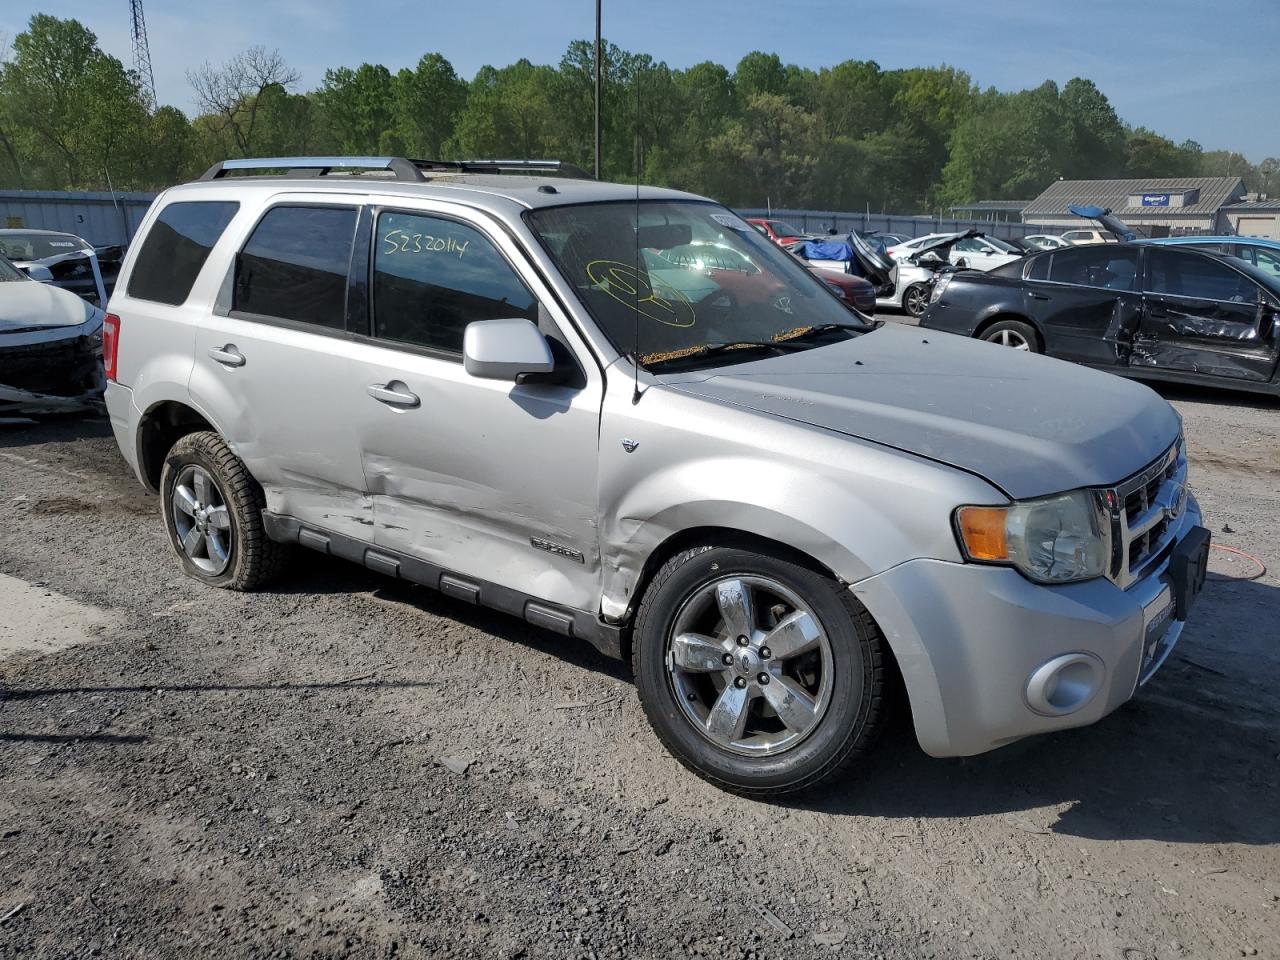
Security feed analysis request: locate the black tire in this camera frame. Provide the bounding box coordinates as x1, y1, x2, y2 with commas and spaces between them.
902, 283, 929, 317
979, 318, 1041, 352
159, 430, 287, 590
632, 541, 888, 797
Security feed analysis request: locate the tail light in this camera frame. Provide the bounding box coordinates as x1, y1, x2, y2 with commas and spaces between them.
102, 313, 121, 382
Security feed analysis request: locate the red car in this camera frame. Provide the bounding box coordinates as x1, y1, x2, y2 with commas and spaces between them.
747, 217, 811, 249
812, 269, 876, 315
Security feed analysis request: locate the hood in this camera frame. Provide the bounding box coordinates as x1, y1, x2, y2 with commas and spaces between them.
661, 324, 1180, 499
907, 229, 981, 263
0, 279, 102, 336
1068, 204, 1138, 242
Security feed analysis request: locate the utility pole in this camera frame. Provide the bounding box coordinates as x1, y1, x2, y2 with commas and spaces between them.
594, 0, 602, 180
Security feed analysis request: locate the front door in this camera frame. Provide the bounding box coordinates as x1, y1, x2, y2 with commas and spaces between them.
346, 203, 604, 612
189, 199, 375, 542
1137, 247, 1280, 383
1024, 245, 1142, 367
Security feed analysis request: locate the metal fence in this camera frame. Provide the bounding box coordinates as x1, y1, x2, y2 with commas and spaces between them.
736, 208, 1045, 241
0, 190, 157, 247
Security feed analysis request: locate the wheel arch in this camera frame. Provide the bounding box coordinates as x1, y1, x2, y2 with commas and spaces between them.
136, 399, 217, 493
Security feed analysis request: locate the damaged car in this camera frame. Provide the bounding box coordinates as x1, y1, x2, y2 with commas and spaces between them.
920, 235, 1280, 395
0, 252, 106, 417
0, 229, 112, 308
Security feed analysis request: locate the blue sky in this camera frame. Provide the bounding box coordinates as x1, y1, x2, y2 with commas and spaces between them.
10, 0, 1278, 161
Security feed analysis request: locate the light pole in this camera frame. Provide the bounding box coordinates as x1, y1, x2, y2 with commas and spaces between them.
594, 0, 602, 180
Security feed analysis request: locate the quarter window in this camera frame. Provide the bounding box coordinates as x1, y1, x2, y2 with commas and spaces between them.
127, 201, 239, 305
372, 211, 537, 353
233, 205, 357, 329
1145, 249, 1258, 303
1048, 246, 1138, 291
1250, 247, 1280, 282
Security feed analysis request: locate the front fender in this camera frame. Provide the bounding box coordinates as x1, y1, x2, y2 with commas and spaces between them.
597, 380, 1004, 621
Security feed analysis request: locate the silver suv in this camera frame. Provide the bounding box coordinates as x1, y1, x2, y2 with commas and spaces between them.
103, 157, 1210, 796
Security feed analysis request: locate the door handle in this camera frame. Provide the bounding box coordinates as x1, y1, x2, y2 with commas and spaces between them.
1028, 292, 1051, 301
208, 344, 245, 367
367, 382, 420, 408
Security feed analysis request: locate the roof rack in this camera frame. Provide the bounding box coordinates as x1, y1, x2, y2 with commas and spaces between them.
198, 156, 594, 183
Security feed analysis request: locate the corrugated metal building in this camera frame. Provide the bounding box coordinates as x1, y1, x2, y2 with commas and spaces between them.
1221, 198, 1280, 239
1021, 177, 1246, 235
0, 190, 157, 247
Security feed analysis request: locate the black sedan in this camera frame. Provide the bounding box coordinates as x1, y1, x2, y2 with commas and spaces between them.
920, 242, 1280, 395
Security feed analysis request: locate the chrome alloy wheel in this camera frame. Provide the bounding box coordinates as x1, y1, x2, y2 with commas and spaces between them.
904, 285, 928, 316
986, 328, 1031, 350
666, 576, 834, 757
170, 465, 232, 576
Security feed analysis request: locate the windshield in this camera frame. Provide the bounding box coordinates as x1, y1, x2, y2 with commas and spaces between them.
0, 255, 24, 282
0, 232, 90, 261
985, 236, 1020, 254
527, 201, 872, 368
766, 219, 803, 237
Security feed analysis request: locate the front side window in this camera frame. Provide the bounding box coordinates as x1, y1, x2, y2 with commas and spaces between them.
372, 211, 537, 353
233, 205, 356, 329
527, 201, 872, 368
1146, 249, 1259, 303
1049, 246, 1138, 291
127, 201, 240, 305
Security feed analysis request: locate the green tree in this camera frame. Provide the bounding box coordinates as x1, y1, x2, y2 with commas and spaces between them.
316, 63, 397, 154
393, 54, 467, 158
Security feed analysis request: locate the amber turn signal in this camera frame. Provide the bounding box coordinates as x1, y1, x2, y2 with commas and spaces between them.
955, 505, 1009, 561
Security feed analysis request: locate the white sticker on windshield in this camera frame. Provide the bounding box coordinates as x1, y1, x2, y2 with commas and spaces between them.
710, 213, 750, 231
47, 241, 76, 247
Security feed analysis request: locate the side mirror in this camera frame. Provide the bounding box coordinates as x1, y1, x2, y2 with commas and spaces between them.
463, 318, 556, 383
22, 264, 54, 282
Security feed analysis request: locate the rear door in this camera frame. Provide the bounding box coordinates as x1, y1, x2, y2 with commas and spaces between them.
1136, 247, 1280, 383
188, 197, 373, 541
345, 201, 604, 612
1023, 245, 1142, 367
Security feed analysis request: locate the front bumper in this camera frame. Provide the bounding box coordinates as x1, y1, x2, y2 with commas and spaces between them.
853, 496, 1201, 757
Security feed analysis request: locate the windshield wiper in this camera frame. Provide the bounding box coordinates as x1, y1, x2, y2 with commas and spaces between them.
778, 321, 870, 342
643, 339, 808, 369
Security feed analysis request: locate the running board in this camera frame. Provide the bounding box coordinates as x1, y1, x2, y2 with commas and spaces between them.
262, 512, 622, 660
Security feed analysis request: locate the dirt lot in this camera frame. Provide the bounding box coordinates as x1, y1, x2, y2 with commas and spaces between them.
1, 380, 1278, 959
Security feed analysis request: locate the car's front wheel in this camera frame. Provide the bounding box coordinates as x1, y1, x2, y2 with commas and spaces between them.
632, 541, 887, 797
902, 283, 929, 317
160, 430, 287, 590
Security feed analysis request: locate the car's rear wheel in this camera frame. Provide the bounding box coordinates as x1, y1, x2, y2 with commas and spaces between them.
160, 431, 287, 590
980, 318, 1040, 352
632, 541, 887, 797
902, 283, 930, 317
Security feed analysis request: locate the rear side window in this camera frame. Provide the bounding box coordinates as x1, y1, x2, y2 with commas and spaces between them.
127, 201, 239, 305
371, 211, 537, 353
1025, 254, 1051, 281
1049, 246, 1138, 291
233, 205, 357, 329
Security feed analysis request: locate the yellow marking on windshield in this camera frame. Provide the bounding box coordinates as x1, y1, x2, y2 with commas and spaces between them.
585, 259, 696, 328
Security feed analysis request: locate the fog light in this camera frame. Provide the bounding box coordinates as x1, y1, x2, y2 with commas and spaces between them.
1025, 653, 1103, 717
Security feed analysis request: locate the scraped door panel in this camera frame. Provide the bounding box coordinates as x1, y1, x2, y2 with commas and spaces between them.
349, 204, 603, 611
1138, 248, 1280, 382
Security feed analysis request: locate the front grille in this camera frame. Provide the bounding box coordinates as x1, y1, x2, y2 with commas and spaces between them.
1104, 440, 1187, 589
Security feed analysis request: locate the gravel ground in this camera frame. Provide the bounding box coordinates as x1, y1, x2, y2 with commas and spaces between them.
0, 372, 1277, 959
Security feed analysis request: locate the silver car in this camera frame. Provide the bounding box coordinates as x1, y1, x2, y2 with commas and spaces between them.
102, 157, 1210, 796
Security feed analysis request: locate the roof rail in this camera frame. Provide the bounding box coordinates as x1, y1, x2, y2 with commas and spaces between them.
412, 158, 595, 180
200, 156, 427, 182
199, 156, 594, 183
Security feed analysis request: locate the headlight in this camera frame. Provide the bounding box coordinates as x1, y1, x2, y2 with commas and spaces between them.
955, 489, 1110, 584
930, 273, 951, 303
